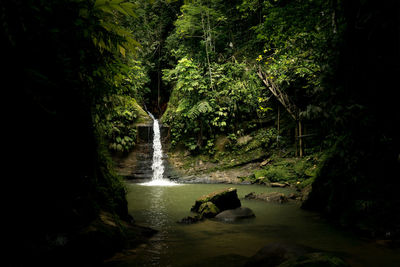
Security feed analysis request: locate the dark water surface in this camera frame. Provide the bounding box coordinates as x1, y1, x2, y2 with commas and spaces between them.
112, 182, 400, 266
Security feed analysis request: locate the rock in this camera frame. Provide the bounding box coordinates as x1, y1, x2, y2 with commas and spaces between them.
237, 135, 252, 145
260, 159, 271, 167
199, 202, 220, 218
245, 242, 316, 267
270, 182, 289, 188
254, 177, 268, 185
244, 192, 257, 199
287, 193, 300, 200
245, 242, 348, 267
215, 135, 230, 152
278, 252, 349, 267
70, 211, 156, 265
189, 254, 249, 267
215, 207, 255, 222
191, 188, 241, 214
177, 215, 203, 224
245, 192, 288, 203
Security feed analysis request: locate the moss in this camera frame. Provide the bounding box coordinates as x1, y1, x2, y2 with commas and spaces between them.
264, 166, 294, 182
297, 177, 315, 190
254, 169, 268, 179
199, 202, 220, 218
191, 188, 241, 213
250, 152, 328, 185
132, 99, 151, 124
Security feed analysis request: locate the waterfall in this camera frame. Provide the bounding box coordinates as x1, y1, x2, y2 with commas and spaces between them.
142, 113, 177, 186
149, 113, 164, 181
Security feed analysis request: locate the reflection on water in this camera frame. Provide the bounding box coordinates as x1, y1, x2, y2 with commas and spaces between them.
147, 186, 167, 229
140, 186, 170, 266
122, 183, 400, 267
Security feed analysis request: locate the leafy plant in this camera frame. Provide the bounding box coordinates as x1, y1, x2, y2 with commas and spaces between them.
95, 95, 139, 153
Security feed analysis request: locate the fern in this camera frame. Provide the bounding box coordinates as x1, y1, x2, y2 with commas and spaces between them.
88, 0, 139, 56
176, 99, 190, 113
187, 100, 212, 119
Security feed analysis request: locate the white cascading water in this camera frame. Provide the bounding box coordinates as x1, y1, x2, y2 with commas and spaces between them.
141, 113, 177, 186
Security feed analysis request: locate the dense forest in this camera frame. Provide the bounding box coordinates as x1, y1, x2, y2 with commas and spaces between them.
2, 0, 399, 266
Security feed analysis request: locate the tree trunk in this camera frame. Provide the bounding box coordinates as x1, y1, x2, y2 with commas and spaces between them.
201, 11, 213, 89
295, 126, 298, 157
277, 105, 280, 156
298, 120, 303, 158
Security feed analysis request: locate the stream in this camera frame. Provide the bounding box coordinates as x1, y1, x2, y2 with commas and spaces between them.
108, 114, 400, 266
105, 182, 400, 267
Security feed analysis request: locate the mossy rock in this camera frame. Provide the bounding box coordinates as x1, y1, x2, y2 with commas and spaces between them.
191, 188, 241, 213
132, 100, 151, 124
199, 201, 220, 218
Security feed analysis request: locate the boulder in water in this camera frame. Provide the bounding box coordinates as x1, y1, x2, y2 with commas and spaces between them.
215, 207, 255, 222
177, 215, 203, 224
245, 242, 316, 266
245, 242, 348, 267
278, 252, 349, 267
199, 201, 220, 218
191, 187, 241, 214
245, 192, 288, 203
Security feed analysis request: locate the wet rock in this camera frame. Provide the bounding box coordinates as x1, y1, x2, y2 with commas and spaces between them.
245, 192, 288, 203
245, 242, 348, 267
215, 207, 255, 222
177, 215, 203, 224
279, 252, 349, 267
191, 188, 241, 214
287, 193, 300, 200
245, 242, 316, 267
253, 177, 269, 185
189, 254, 249, 267
199, 202, 220, 218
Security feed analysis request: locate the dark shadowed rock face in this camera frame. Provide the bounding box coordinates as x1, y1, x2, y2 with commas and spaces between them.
191, 188, 241, 213
215, 207, 255, 222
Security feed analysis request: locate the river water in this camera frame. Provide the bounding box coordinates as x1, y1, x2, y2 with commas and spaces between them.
110, 113, 400, 266
109, 182, 400, 267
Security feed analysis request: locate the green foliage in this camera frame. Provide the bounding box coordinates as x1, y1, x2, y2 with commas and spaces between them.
245, 128, 277, 151
250, 0, 343, 122
263, 166, 294, 182
162, 57, 266, 153
95, 95, 139, 153
85, 0, 140, 56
